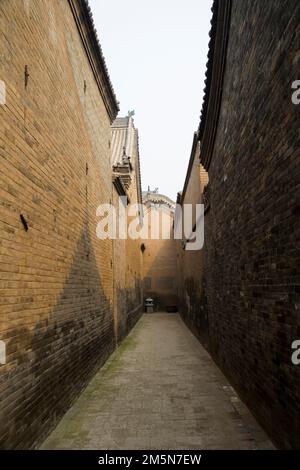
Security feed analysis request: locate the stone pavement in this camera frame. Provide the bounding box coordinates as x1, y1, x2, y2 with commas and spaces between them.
41, 313, 274, 450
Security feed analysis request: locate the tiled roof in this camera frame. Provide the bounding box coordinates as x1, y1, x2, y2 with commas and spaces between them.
198, 0, 219, 140
111, 117, 136, 166
69, 0, 119, 120
197, 0, 232, 170
112, 117, 130, 128
82, 0, 119, 110
142, 192, 176, 210
111, 116, 143, 205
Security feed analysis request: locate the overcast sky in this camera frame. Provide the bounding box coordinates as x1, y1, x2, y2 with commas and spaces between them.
89, 0, 213, 201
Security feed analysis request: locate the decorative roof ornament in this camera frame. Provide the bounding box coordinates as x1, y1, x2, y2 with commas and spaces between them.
146, 186, 159, 194
122, 146, 131, 165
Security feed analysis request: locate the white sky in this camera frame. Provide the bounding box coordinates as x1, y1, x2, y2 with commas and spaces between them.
89, 0, 213, 201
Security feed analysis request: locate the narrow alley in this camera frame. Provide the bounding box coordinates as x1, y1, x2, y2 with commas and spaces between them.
0, 0, 299, 457
42, 314, 273, 450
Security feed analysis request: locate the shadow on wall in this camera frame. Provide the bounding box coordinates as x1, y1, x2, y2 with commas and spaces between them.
0, 217, 116, 449
115, 278, 143, 343
180, 276, 209, 350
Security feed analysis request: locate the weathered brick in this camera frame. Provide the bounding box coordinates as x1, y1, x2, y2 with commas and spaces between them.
179, 0, 300, 449
0, 0, 142, 449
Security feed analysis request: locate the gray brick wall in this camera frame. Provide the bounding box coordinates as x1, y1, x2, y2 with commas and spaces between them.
204, 0, 300, 449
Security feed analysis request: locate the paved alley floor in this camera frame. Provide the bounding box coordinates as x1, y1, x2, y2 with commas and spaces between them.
41, 313, 274, 450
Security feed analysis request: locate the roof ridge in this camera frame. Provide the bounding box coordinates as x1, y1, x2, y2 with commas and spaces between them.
198, 0, 232, 170
198, 0, 219, 139
80, 0, 119, 114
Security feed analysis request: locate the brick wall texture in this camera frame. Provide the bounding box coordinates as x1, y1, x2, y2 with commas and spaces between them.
178, 156, 209, 347
124, 131, 143, 327
0, 0, 142, 449
142, 205, 178, 310
180, 0, 300, 449
113, 178, 143, 342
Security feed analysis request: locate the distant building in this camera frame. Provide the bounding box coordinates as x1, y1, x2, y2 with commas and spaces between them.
111, 115, 143, 339
142, 190, 178, 311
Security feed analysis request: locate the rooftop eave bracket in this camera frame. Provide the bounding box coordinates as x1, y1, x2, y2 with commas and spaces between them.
112, 175, 130, 203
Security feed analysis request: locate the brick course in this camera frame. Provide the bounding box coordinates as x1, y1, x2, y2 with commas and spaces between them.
180, 0, 300, 449
178, 140, 209, 346
0, 0, 141, 449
